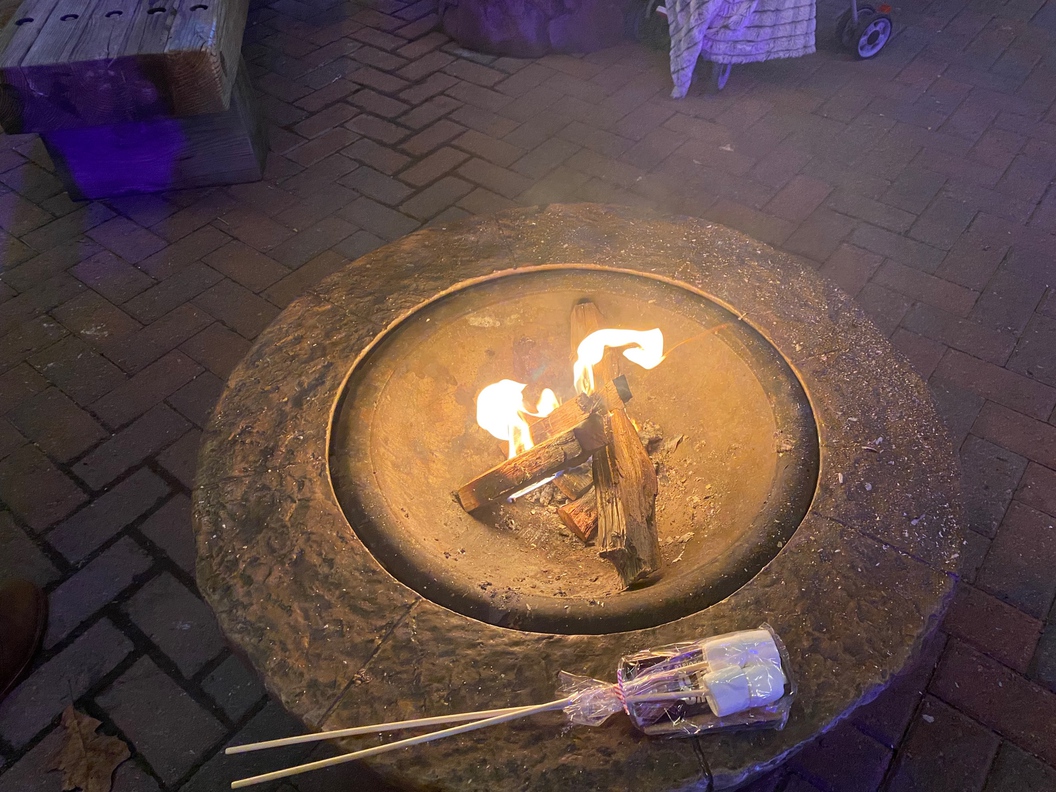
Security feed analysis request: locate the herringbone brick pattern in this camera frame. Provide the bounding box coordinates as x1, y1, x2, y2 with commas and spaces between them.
2, 0, 1056, 788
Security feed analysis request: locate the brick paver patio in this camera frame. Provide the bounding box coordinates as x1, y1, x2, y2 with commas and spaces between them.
2, 0, 1056, 788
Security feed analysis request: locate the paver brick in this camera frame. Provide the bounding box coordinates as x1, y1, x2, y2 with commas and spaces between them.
44, 535, 153, 648
125, 572, 224, 677
203, 241, 291, 294
891, 328, 948, 379
264, 250, 350, 308
27, 335, 128, 408
70, 250, 154, 305
978, 500, 1056, 620
784, 207, 858, 263
901, 304, 1017, 365
267, 216, 357, 269
46, 466, 168, 562
0, 510, 59, 587
1007, 313, 1056, 388
875, 260, 980, 317
122, 262, 224, 325
98, 657, 226, 785
156, 428, 200, 489
0, 725, 65, 792
855, 282, 914, 337
789, 720, 892, 792
102, 304, 214, 374
937, 348, 1056, 421
136, 226, 230, 281
1015, 462, 1056, 518
400, 176, 474, 220
401, 118, 465, 157
945, 583, 1043, 673
0, 445, 86, 532
972, 401, 1056, 471
92, 351, 202, 429
342, 137, 412, 174
340, 165, 414, 206
400, 146, 470, 187
0, 618, 133, 748
180, 323, 250, 379
0, 362, 49, 414
138, 493, 195, 572
332, 228, 385, 262
959, 433, 1028, 538
457, 157, 532, 199
72, 403, 189, 491
202, 654, 266, 721
336, 196, 418, 240
982, 741, 1056, 791
9, 386, 107, 461
214, 206, 295, 252
180, 702, 308, 792
886, 695, 999, 792
931, 639, 1056, 768
84, 216, 167, 264
345, 112, 409, 145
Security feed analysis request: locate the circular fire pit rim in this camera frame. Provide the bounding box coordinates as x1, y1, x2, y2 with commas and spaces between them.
195, 204, 961, 792
328, 262, 822, 635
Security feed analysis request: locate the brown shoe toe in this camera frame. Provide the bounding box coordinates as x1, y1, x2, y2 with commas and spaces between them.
0, 579, 48, 702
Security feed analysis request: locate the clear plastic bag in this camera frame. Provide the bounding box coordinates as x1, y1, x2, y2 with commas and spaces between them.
558, 624, 795, 736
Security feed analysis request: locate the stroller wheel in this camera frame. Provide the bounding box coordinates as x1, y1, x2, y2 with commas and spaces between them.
835, 4, 874, 48
853, 12, 892, 58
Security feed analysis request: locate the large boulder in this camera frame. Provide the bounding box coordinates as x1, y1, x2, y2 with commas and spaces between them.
439, 0, 632, 57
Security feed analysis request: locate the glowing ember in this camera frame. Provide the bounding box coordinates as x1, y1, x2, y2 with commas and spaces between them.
476, 379, 559, 458
573, 328, 665, 395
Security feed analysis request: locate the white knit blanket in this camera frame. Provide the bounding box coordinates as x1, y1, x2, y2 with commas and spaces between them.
667, 0, 816, 97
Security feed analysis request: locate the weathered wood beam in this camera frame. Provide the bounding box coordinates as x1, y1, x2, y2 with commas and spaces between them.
570, 299, 621, 390
456, 413, 609, 513
558, 486, 598, 543
527, 375, 630, 443
594, 408, 660, 587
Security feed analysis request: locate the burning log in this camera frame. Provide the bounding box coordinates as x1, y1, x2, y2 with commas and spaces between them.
593, 408, 660, 586
456, 413, 610, 513
558, 487, 598, 543
571, 299, 622, 386
528, 376, 631, 443
554, 468, 593, 500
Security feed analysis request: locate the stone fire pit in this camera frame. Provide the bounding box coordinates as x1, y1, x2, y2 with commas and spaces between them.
195, 204, 962, 790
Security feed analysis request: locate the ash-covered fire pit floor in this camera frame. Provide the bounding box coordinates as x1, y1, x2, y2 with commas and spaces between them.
195, 204, 962, 790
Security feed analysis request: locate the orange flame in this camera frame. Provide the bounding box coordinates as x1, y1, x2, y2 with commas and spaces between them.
475, 379, 558, 458
573, 328, 665, 394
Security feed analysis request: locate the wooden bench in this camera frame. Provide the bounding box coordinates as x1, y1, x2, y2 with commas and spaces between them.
0, 0, 265, 199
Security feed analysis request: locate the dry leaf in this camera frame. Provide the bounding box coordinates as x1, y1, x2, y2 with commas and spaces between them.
52, 705, 130, 792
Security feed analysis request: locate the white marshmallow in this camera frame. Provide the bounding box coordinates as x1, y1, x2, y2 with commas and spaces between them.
702, 665, 752, 717
744, 660, 787, 707
701, 629, 782, 671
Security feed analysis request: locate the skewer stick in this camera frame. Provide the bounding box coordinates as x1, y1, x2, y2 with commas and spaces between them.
230, 697, 573, 789
225, 702, 549, 755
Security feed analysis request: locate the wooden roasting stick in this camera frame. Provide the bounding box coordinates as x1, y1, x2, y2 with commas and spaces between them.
455, 413, 610, 513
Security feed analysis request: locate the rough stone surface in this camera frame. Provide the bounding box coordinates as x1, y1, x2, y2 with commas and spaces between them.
195, 206, 961, 791
439, 0, 632, 58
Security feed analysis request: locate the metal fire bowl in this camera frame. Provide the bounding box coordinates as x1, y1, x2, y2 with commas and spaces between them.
195, 205, 962, 791
329, 267, 819, 634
